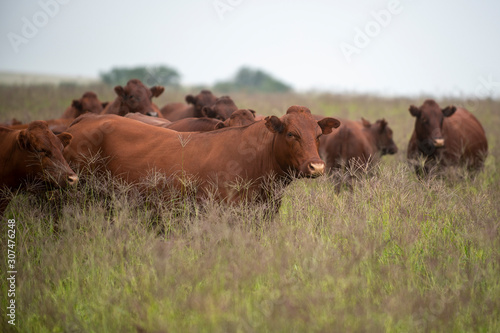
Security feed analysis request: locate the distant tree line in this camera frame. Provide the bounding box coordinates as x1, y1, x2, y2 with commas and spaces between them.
100, 65, 292, 93
100, 65, 180, 87
214, 67, 292, 93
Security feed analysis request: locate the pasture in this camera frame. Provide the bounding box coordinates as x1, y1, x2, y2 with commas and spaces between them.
1, 84, 499, 332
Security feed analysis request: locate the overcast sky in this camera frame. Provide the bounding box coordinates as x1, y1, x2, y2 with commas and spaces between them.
1, 0, 499, 97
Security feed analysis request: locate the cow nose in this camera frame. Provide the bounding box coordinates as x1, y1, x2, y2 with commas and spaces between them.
308, 162, 325, 175
67, 174, 79, 185
433, 138, 445, 147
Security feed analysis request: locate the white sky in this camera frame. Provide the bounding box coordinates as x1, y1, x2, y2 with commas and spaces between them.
1, 0, 499, 97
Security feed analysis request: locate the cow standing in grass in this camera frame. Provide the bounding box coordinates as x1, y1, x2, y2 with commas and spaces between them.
61, 91, 108, 119
407, 99, 488, 173
102, 79, 165, 117
63, 106, 339, 214
317, 117, 398, 171
161, 90, 218, 121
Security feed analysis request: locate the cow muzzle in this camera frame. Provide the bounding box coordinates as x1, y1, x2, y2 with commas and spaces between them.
67, 174, 79, 186
305, 162, 325, 177
433, 138, 445, 147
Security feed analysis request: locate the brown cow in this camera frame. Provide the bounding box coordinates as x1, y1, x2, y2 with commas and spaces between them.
61, 91, 108, 119
216, 109, 257, 128
63, 107, 339, 212
161, 90, 217, 121
125, 108, 256, 132
102, 79, 165, 117
318, 117, 398, 171
0, 121, 78, 215
200, 96, 238, 121
407, 100, 488, 172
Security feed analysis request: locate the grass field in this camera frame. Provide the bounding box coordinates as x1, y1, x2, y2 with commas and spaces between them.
1, 84, 499, 332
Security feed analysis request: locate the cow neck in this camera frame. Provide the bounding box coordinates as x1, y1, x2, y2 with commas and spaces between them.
362, 126, 378, 152
238, 121, 287, 177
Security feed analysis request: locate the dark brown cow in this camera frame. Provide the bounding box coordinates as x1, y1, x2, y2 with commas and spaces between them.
318, 117, 398, 170
407, 100, 488, 172
61, 91, 108, 119
0, 121, 78, 215
102, 79, 165, 117
201, 96, 238, 121
216, 109, 257, 128
161, 90, 217, 121
125, 108, 256, 132
63, 106, 339, 211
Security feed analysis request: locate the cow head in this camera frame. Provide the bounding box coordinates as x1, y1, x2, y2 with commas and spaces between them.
215, 109, 256, 129
16, 121, 78, 188
71, 92, 107, 118
409, 99, 456, 155
265, 106, 340, 178
361, 117, 398, 155
114, 79, 164, 116
185, 90, 217, 117
201, 96, 237, 121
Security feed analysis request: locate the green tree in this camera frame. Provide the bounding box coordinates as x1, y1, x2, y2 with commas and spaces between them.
214, 67, 292, 93
100, 65, 180, 87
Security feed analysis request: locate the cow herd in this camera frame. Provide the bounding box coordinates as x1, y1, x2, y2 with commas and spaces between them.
0, 79, 489, 216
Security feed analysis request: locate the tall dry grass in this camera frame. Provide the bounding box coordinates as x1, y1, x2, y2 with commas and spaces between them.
0, 85, 499, 332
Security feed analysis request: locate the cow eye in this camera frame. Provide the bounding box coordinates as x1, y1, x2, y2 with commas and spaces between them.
287, 132, 294, 138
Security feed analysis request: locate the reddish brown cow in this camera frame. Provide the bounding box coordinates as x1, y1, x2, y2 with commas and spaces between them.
0, 121, 78, 215
102, 79, 165, 117
407, 99, 488, 172
201, 96, 238, 121
63, 107, 339, 211
125, 108, 256, 132
318, 117, 398, 170
161, 90, 217, 121
216, 109, 256, 128
61, 91, 108, 119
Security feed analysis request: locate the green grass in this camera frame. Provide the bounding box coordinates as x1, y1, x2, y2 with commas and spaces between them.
0, 85, 499, 332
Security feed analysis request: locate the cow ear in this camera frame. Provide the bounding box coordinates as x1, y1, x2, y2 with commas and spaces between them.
150, 86, 164, 98
71, 99, 83, 111
409, 105, 420, 117
17, 130, 30, 150
101, 102, 109, 109
265, 116, 285, 134
318, 117, 341, 135
57, 132, 73, 147
185, 95, 196, 105
442, 106, 456, 117
215, 122, 226, 130
114, 86, 126, 98
378, 119, 388, 132
202, 106, 217, 118
248, 109, 257, 117
361, 117, 371, 128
